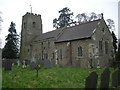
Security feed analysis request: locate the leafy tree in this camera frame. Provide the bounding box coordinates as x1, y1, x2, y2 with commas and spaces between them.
53, 7, 76, 29
111, 31, 117, 53
2, 22, 19, 59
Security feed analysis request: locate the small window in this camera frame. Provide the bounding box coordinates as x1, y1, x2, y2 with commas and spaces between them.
23, 22, 26, 29
102, 28, 105, 34
33, 22, 36, 28
78, 46, 82, 56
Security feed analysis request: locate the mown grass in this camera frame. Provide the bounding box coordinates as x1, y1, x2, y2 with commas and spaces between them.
2, 65, 115, 88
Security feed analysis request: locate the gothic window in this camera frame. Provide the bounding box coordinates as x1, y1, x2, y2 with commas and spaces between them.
44, 53, 48, 60
57, 49, 62, 60
105, 41, 108, 54
99, 40, 103, 53
33, 22, 36, 28
78, 46, 82, 56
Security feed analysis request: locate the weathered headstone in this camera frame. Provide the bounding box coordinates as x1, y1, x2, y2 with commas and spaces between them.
22, 60, 26, 68
43, 60, 52, 68
112, 69, 120, 87
17, 60, 20, 66
100, 68, 110, 88
4, 60, 12, 71
85, 71, 98, 88
30, 62, 36, 70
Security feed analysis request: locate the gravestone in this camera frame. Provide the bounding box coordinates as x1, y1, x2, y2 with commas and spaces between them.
85, 71, 98, 88
100, 68, 110, 88
22, 60, 26, 68
4, 60, 12, 71
25, 60, 30, 65
112, 69, 120, 87
43, 60, 52, 68
30, 62, 36, 70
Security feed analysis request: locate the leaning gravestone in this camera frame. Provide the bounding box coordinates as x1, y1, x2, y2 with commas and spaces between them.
43, 60, 52, 68
85, 71, 98, 88
100, 68, 110, 88
4, 60, 12, 71
112, 69, 120, 87
30, 62, 36, 70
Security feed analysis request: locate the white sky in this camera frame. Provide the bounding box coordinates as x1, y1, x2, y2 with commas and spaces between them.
0, 0, 119, 48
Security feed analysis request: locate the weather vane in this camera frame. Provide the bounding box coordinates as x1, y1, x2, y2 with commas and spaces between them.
30, 5, 32, 13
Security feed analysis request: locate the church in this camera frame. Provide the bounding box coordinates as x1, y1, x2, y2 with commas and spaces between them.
20, 12, 115, 68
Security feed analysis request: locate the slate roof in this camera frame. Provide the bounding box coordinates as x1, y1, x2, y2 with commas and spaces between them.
34, 28, 63, 42
33, 19, 101, 43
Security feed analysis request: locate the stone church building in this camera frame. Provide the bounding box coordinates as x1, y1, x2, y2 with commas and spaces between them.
20, 12, 115, 68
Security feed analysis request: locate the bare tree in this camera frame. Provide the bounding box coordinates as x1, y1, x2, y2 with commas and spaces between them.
106, 19, 115, 30
89, 12, 98, 21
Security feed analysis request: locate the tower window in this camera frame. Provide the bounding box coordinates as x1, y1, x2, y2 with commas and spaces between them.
33, 22, 36, 28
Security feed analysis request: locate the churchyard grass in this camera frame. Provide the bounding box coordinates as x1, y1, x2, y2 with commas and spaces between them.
2, 65, 115, 88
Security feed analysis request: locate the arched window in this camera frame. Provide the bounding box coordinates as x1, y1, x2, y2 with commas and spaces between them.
78, 46, 82, 56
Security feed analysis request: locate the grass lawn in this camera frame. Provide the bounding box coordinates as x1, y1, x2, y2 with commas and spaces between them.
2, 65, 115, 88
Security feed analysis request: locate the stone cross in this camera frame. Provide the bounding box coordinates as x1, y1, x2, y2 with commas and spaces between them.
35, 64, 40, 77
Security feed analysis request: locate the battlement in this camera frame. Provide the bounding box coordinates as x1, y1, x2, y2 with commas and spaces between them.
23, 12, 41, 18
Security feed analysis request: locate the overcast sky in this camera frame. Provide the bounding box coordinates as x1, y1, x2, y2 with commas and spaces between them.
0, 0, 119, 48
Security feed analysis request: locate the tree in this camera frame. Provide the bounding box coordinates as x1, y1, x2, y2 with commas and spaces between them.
53, 7, 76, 29
111, 31, 117, 53
2, 22, 19, 59
106, 19, 115, 30
117, 42, 120, 60
76, 12, 102, 24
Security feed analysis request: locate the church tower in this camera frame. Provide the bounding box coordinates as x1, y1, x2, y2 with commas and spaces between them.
20, 12, 42, 61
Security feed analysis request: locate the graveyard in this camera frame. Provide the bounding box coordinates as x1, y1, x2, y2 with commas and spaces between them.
2, 64, 119, 88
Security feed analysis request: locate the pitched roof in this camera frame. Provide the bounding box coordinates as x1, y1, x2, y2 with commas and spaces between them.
56, 19, 101, 43
33, 27, 64, 42
33, 19, 101, 43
